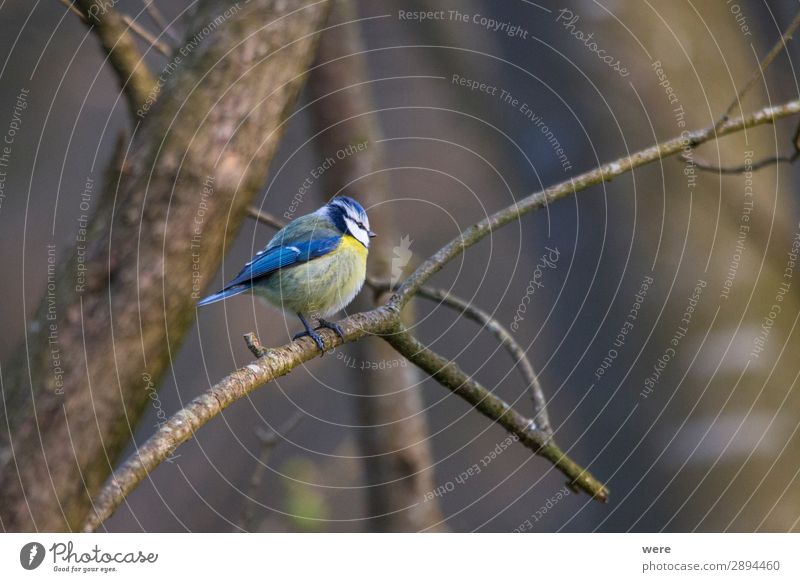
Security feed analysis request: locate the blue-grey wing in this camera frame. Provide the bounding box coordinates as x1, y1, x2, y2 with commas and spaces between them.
265, 213, 340, 250
224, 236, 341, 288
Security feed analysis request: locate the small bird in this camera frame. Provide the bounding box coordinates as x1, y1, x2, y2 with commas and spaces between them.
197, 196, 375, 351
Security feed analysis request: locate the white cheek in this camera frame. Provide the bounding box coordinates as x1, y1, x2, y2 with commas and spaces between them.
345, 217, 370, 247
354, 229, 370, 247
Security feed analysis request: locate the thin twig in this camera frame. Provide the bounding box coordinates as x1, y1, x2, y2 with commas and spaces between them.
247, 206, 286, 231
244, 332, 267, 358
141, 0, 181, 43
415, 286, 551, 434
70, 0, 158, 116
59, 0, 171, 57
57, 0, 84, 20
82, 96, 800, 531
694, 152, 799, 174
692, 9, 800, 173
714, 10, 800, 132
694, 119, 800, 174
121, 14, 172, 56
371, 278, 552, 432
240, 411, 305, 531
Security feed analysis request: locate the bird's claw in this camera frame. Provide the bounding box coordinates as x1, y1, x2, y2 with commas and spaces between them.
293, 329, 326, 352
316, 318, 345, 340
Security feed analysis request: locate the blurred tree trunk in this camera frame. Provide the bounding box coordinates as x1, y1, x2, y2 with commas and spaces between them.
308, 0, 445, 531
0, 0, 329, 532
592, 4, 800, 531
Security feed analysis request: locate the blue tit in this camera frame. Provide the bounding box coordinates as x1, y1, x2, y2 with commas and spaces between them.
197, 196, 376, 351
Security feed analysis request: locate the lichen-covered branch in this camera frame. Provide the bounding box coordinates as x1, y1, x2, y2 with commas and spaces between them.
383, 328, 607, 501
82, 308, 398, 532
83, 302, 605, 531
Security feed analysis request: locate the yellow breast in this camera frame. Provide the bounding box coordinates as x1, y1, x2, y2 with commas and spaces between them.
326, 234, 368, 315
339, 233, 369, 261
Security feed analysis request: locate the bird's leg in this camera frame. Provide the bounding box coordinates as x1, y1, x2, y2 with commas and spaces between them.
315, 318, 345, 340
293, 313, 325, 352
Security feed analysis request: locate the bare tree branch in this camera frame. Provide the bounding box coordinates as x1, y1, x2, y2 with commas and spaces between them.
383, 327, 607, 500
370, 277, 551, 432
714, 10, 800, 132
388, 98, 800, 309
82, 95, 800, 531
688, 9, 800, 173
414, 286, 551, 434
82, 308, 398, 532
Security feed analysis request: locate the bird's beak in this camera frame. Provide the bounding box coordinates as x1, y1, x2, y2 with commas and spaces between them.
368, 230, 377, 238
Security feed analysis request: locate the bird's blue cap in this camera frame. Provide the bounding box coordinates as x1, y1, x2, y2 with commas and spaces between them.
327, 196, 376, 238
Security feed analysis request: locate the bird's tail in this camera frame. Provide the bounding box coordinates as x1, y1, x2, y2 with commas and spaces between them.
196, 285, 248, 307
